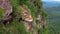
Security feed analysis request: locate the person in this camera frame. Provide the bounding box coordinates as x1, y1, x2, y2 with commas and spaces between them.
36, 15, 41, 24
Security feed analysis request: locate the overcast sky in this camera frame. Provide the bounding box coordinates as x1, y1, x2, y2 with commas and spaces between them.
42, 0, 60, 1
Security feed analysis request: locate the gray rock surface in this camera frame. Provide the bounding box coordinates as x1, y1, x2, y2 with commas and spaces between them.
0, 0, 12, 17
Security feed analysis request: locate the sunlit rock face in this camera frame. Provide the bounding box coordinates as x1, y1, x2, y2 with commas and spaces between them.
18, 6, 33, 22
0, 0, 12, 17
23, 15, 33, 22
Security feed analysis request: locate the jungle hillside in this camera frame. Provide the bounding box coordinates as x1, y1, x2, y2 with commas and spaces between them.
0, 0, 48, 34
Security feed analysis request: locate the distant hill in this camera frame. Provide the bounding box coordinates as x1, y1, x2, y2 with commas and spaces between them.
43, 1, 60, 19
43, 1, 60, 34
43, 1, 60, 8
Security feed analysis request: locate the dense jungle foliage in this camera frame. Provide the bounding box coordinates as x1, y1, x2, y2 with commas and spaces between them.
0, 0, 48, 34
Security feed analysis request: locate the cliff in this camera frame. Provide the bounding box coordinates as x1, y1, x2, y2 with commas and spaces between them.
0, 0, 48, 34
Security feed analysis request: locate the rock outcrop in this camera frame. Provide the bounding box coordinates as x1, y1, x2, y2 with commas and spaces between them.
0, 0, 13, 24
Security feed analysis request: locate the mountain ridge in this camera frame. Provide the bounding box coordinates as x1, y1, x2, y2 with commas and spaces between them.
43, 1, 60, 8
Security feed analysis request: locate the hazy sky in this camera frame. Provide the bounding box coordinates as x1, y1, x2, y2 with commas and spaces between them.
42, 0, 60, 1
